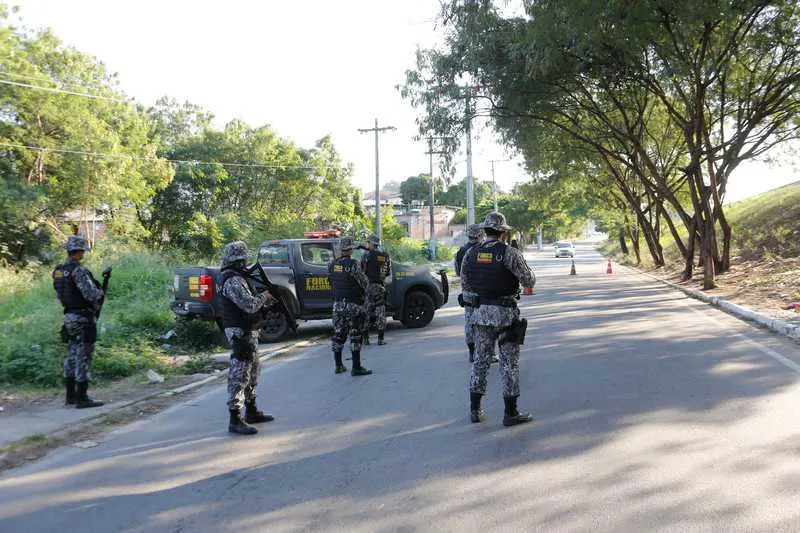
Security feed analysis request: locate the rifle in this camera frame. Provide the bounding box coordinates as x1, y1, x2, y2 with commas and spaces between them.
95, 267, 112, 319
244, 262, 298, 332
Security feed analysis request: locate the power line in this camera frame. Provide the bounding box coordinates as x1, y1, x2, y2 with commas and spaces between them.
0, 78, 127, 102
0, 70, 113, 92
0, 142, 347, 171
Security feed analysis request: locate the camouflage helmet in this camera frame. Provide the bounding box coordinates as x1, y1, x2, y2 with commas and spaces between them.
64, 235, 89, 252
466, 224, 483, 240
366, 234, 381, 245
221, 240, 250, 266
479, 211, 511, 231
340, 236, 355, 251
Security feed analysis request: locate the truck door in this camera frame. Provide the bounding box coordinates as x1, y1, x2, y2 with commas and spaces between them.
295, 241, 335, 312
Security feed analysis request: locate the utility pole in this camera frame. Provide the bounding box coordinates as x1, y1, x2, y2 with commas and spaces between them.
489, 159, 509, 212
425, 137, 449, 260
465, 95, 475, 226
358, 118, 395, 243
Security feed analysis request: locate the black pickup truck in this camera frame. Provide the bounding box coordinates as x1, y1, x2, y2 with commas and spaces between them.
171, 237, 449, 342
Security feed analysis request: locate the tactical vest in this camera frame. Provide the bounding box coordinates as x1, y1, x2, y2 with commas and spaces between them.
463, 240, 519, 299
217, 268, 259, 330
329, 257, 364, 301
455, 241, 479, 276
363, 250, 389, 283
53, 260, 94, 313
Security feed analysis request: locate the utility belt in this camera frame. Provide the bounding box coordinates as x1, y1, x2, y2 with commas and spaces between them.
458, 294, 517, 309
334, 297, 363, 304
64, 307, 94, 317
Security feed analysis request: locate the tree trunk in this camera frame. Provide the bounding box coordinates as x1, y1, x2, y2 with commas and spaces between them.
629, 224, 641, 265
683, 215, 698, 281
618, 227, 629, 254
702, 214, 716, 290
661, 205, 688, 258
717, 207, 732, 273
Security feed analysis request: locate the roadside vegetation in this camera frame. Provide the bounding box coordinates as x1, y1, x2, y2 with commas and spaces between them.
599, 182, 800, 318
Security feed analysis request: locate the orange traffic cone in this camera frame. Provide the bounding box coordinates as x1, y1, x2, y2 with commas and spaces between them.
570, 260, 576, 275
606, 258, 613, 275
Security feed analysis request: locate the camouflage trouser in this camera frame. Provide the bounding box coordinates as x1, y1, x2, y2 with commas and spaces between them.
332, 300, 365, 354
225, 329, 260, 411
364, 283, 387, 332
63, 314, 96, 382
469, 324, 521, 398
463, 306, 475, 346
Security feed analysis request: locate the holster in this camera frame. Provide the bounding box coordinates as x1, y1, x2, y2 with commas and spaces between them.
83, 323, 98, 344
460, 293, 480, 308
231, 334, 256, 362
498, 318, 528, 347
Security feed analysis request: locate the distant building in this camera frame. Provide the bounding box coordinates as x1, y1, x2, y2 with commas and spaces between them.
395, 205, 458, 242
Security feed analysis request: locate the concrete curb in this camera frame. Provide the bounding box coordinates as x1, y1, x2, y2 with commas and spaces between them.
161, 335, 326, 397
626, 264, 800, 342
1, 334, 326, 449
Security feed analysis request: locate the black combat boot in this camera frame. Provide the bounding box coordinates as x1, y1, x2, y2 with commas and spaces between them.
64, 377, 76, 406
377, 330, 386, 345
363, 332, 371, 346
334, 350, 347, 374
502, 396, 533, 427
467, 343, 475, 363
75, 381, 104, 409
350, 351, 372, 376
470, 392, 486, 423
245, 400, 274, 424
229, 409, 258, 435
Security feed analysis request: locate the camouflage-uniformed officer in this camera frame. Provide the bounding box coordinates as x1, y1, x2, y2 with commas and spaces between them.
462, 212, 536, 427
218, 241, 277, 435
360, 234, 392, 346
52, 236, 106, 409
329, 237, 372, 376
455, 224, 483, 363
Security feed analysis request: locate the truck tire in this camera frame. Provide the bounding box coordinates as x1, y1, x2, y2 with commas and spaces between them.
258, 311, 289, 343
401, 291, 435, 328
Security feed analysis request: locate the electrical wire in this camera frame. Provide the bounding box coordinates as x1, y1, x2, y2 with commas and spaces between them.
0, 142, 347, 171
0, 79, 127, 102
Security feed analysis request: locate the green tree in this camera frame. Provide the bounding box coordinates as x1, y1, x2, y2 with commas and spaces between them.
399, 174, 443, 205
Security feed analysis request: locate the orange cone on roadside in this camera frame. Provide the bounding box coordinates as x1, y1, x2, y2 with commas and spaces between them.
606, 258, 613, 275
570, 260, 576, 275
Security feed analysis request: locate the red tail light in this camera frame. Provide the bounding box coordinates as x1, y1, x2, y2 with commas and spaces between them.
199, 274, 214, 301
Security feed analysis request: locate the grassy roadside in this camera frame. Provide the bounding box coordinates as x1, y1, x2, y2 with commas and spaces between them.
0, 241, 226, 389
0, 236, 455, 391
601, 182, 800, 320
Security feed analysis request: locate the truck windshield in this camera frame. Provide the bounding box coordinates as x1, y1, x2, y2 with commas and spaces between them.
259, 243, 289, 264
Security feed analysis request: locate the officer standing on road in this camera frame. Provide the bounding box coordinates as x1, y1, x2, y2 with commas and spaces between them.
53, 236, 107, 409
218, 241, 276, 436
329, 236, 372, 376
361, 234, 392, 346
456, 224, 483, 363
461, 212, 536, 426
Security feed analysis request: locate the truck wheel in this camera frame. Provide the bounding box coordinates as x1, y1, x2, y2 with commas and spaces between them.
258, 311, 289, 343
401, 291, 435, 328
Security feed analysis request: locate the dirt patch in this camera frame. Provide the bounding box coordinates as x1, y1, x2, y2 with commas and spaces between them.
0, 386, 202, 471
644, 257, 800, 325
0, 370, 223, 419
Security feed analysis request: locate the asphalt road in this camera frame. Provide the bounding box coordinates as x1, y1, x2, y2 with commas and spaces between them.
2, 244, 799, 533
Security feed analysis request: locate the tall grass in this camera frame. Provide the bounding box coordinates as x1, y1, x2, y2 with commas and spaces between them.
0, 242, 182, 386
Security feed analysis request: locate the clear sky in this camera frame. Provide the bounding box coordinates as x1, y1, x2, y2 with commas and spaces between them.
9, 0, 798, 203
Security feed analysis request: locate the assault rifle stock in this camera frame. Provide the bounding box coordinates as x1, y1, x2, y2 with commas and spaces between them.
95, 266, 112, 319
245, 262, 298, 332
